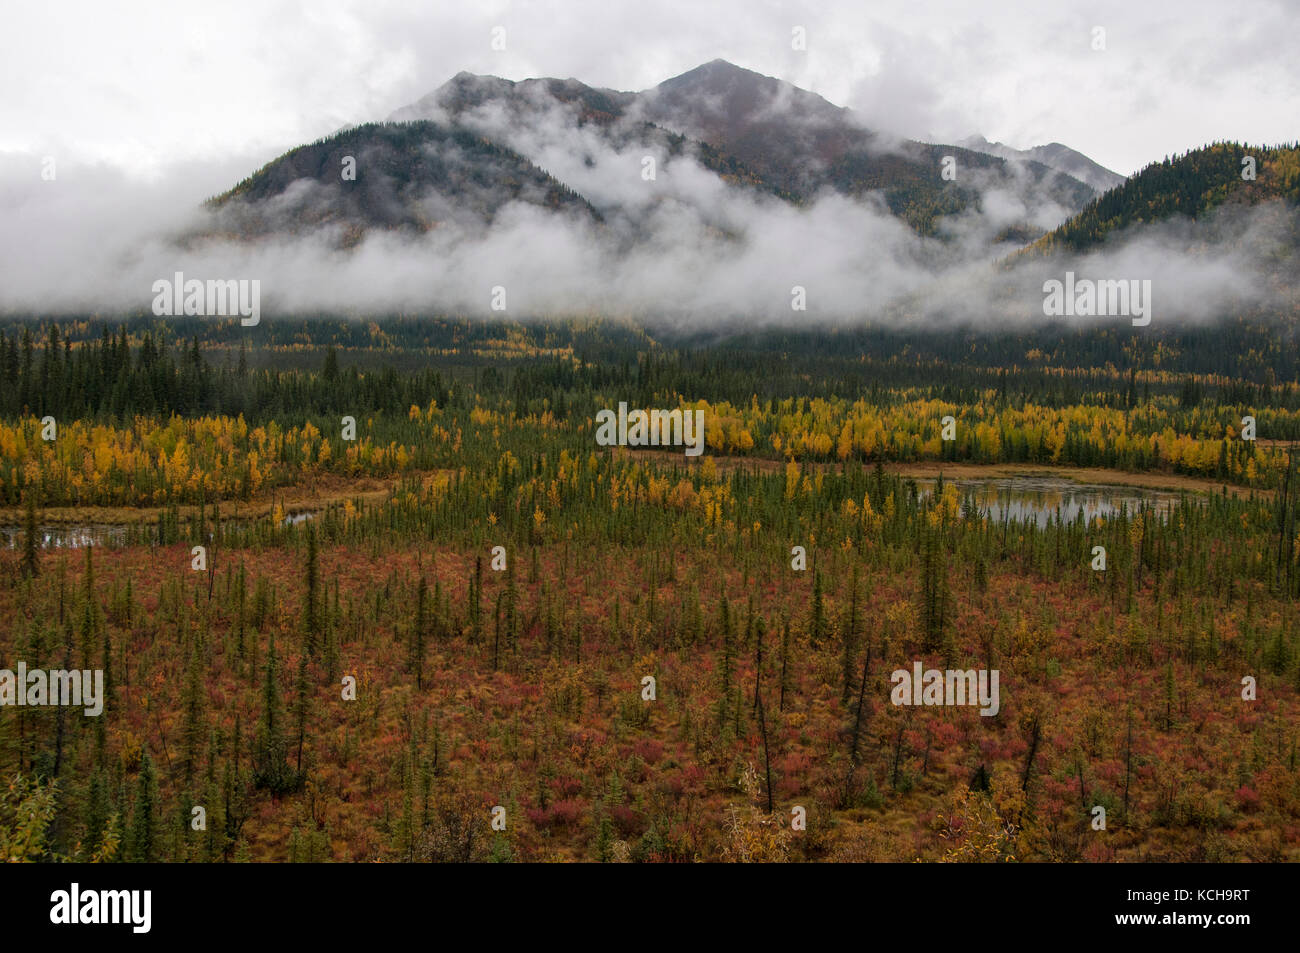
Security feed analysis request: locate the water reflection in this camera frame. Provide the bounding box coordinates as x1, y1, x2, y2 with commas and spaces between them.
2, 511, 316, 550
915, 476, 1194, 528
0, 525, 129, 549
2, 478, 1193, 548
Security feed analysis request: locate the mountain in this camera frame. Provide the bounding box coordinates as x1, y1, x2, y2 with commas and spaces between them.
636, 59, 869, 184
389, 71, 635, 128
958, 135, 1126, 194
388, 67, 801, 204
206, 121, 601, 245
638, 61, 1097, 234
206, 60, 1102, 247
1023, 141, 1300, 257
387, 59, 1096, 236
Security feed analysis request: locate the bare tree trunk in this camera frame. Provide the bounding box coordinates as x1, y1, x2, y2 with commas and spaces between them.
757, 692, 774, 815
1018, 713, 1042, 827
849, 641, 872, 765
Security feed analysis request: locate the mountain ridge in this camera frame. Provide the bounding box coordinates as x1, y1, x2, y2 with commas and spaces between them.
201, 60, 1147, 254
958, 135, 1126, 194
374, 59, 1099, 238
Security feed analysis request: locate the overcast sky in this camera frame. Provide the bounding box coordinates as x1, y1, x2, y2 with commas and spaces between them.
1, 0, 1295, 322
2, 0, 1296, 187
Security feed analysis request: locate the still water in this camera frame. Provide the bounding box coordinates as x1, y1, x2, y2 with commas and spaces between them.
914, 476, 1194, 528
2, 477, 1194, 548
1, 512, 316, 550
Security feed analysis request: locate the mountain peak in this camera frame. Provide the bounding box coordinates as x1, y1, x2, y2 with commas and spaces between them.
958, 135, 1125, 193
358, 60, 1103, 243
444, 70, 511, 89
658, 59, 773, 92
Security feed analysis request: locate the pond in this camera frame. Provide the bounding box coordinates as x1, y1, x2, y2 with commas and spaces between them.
0, 524, 131, 549
915, 476, 1197, 528
1, 512, 317, 550
2, 477, 1198, 547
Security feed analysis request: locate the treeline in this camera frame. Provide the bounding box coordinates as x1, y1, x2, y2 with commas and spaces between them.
0, 324, 450, 422
4, 316, 1300, 424
1033, 141, 1300, 255
4, 356, 1300, 508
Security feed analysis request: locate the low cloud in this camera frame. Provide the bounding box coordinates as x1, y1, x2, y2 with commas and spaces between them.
1, 106, 1295, 332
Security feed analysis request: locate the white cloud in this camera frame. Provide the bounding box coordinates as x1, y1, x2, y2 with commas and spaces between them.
2, 0, 1296, 176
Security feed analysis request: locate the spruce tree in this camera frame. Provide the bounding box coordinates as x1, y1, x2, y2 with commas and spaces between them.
180, 644, 206, 783
841, 568, 860, 705
718, 596, 735, 727
127, 753, 160, 862
291, 650, 310, 777
810, 569, 828, 645
253, 638, 293, 793
779, 613, 792, 713
411, 577, 428, 688
79, 545, 98, 666
20, 494, 39, 579
84, 769, 111, 859
302, 525, 321, 655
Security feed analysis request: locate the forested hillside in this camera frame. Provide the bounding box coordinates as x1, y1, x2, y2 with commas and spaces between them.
207, 121, 602, 243
1027, 142, 1300, 256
